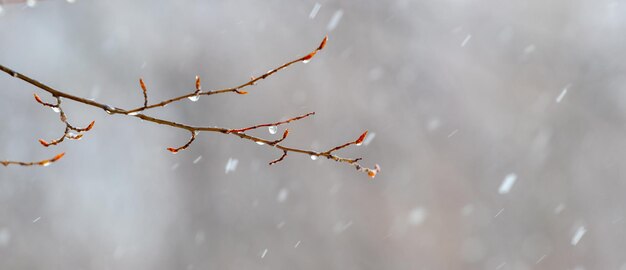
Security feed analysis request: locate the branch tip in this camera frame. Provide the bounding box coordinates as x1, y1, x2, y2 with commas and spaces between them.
38, 139, 50, 147
355, 130, 368, 145
195, 75, 201, 91
318, 35, 328, 51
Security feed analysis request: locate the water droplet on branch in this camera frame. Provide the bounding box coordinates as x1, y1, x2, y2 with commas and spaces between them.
310, 155, 318, 160
188, 95, 200, 102
103, 105, 116, 114
268, 126, 277, 134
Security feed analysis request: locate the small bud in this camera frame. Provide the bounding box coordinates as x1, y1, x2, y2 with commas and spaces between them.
38, 139, 50, 147
34, 93, 44, 104
237, 90, 248, 95
282, 129, 289, 139
301, 52, 316, 63
51, 152, 65, 162
167, 147, 179, 154
195, 75, 201, 91
85, 121, 95, 131
318, 35, 328, 51
139, 78, 147, 92
355, 130, 368, 145
68, 134, 83, 140
367, 170, 377, 178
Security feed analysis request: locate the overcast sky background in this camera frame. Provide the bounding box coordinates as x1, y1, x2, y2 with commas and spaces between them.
2, 0, 626, 269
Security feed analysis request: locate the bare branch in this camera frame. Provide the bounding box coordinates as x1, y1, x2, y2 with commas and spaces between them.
139, 78, 148, 108
124, 36, 329, 114
1, 152, 65, 167
0, 36, 379, 178
269, 150, 288, 165
167, 131, 197, 154
227, 112, 315, 133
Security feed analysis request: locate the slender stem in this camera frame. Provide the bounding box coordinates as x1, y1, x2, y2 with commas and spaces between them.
0, 36, 378, 177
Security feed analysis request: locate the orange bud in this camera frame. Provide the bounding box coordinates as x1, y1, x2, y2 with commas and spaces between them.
85, 121, 95, 131
51, 152, 65, 162
282, 129, 289, 139
34, 93, 43, 104
195, 75, 201, 91
167, 147, 179, 153
38, 139, 50, 147
368, 170, 377, 178
301, 52, 316, 62
139, 78, 147, 92
355, 130, 368, 145
237, 91, 248, 95
318, 35, 328, 50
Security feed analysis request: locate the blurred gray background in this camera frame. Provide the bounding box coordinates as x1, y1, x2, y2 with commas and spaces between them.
1, 0, 626, 269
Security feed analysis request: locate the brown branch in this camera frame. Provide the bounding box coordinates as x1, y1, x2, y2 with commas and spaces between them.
139, 78, 148, 108
123, 36, 329, 114
167, 131, 197, 154
323, 131, 368, 154
269, 150, 288, 165
0, 36, 380, 177
269, 129, 289, 146
33, 95, 95, 147
1, 152, 65, 167
227, 112, 315, 133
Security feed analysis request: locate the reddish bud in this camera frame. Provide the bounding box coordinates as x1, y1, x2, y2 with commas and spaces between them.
355, 130, 368, 145
167, 147, 179, 153
139, 78, 147, 92
282, 129, 289, 139
85, 121, 95, 131
195, 75, 201, 91
34, 93, 44, 104
38, 139, 50, 147
318, 35, 328, 50
301, 52, 316, 62
51, 152, 65, 162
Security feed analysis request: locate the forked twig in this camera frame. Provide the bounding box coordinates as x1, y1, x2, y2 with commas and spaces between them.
0, 36, 380, 178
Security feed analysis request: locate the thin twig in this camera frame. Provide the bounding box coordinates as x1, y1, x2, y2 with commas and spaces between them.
124, 36, 329, 114
0, 36, 379, 177
269, 150, 288, 165
227, 112, 315, 133
1, 152, 65, 167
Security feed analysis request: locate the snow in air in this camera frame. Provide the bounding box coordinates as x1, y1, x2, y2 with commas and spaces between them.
224, 158, 239, 174
193, 156, 202, 164
0, 228, 10, 247
461, 34, 472, 47
556, 85, 569, 103
408, 207, 427, 226
260, 248, 268, 258
276, 188, 289, 203
363, 132, 376, 145
327, 9, 344, 31
571, 226, 586, 246
498, 173, 517, 194
309, 3, 321, 19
